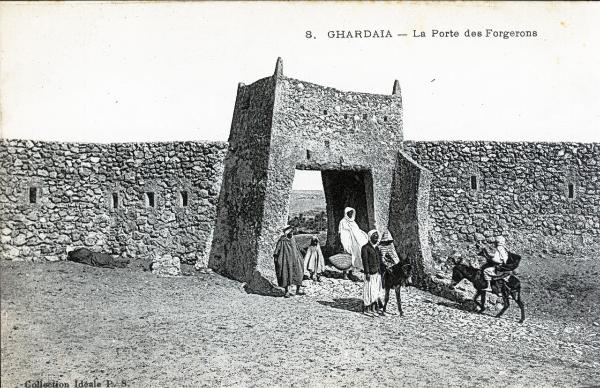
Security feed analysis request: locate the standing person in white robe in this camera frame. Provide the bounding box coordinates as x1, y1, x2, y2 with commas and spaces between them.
338, 207, 368, 280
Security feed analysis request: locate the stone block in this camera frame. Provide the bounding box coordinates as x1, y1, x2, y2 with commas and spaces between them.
152, 254, 181, 277
13, 234, 26, 246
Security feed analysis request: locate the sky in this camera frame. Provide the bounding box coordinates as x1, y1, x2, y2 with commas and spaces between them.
1, 2, 599, 190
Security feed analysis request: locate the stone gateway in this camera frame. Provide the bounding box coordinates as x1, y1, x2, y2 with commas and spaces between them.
1, 58, 599, 295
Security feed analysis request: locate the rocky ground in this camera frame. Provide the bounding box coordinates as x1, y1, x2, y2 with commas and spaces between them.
1, 256, 599, 388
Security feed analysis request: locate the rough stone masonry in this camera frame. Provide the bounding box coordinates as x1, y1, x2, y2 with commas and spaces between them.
1, 58, 599, 293
0, 141, 227, 266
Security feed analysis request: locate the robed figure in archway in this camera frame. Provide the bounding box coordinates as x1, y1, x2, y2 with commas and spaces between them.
338, 207, 369, 277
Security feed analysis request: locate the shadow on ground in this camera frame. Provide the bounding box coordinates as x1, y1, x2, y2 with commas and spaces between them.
317, 297, 363, 313
436, 299, 477, 312
242, 271, 286, 297
321, 269, 364, 282
243, 284, 285, 297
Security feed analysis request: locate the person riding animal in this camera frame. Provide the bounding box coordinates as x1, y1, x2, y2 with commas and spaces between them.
449, 238, 525, 323
478, 236, 510, 292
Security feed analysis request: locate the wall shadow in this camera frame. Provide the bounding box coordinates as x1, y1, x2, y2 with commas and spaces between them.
317, 297, 364, 314
242, 270, 285, 297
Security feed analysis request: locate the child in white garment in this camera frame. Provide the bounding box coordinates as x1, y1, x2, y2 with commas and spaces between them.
304, 236, 325, 282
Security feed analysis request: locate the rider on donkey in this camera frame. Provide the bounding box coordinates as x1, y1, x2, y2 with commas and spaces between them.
479, 236, 509, 292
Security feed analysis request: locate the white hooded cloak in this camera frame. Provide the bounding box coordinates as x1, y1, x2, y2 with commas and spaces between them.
338, 207, 369, 270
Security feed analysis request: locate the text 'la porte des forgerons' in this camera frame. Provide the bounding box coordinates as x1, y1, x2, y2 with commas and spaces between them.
305, 28, 538, 40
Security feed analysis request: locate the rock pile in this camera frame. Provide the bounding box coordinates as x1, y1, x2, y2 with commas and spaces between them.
152, 254, 181, 277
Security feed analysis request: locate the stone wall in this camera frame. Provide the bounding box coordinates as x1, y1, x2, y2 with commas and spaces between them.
261, 69, 404, 278
2, 62, 599, 299
402, 141, 600, 267
0, 139, 227, 265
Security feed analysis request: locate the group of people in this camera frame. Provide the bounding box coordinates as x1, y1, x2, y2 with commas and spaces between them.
274, 206, 513, 312
273, 225, 325, 298
339, 207, 402, 316
273, 207, 402, 313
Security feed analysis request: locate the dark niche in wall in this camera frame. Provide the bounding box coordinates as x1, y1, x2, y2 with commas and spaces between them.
180, 190, 189, 207
568, 183, 575, 199
29, 187, 38, 204
112, 192, 119, 209
145, 192, 155, 208
564, 167, 578, 201
470, 175, 478, 190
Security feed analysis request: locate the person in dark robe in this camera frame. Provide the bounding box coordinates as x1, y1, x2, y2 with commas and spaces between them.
361, 230, 382, 316
273, 225, 306, 298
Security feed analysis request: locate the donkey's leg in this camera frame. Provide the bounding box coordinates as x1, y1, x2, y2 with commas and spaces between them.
473, 290, 482, 308
383, 287, 391, 313
395, 286, 403, 316
513, 290, 525, 323
479, 291, 487, 313
496, 289, 510, 318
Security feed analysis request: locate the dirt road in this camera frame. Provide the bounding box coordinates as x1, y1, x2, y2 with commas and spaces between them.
1, 260, 599, 387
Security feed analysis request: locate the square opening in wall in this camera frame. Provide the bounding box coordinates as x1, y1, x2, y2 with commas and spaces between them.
568, 183, 574, 199
290, 168, 375, 258
470, 175, 478, 190
29, 187, 37, 204
180, 191, 189, 207
112, 193, 119, 209
145, 192, 155, 208
290, 169, 327, 243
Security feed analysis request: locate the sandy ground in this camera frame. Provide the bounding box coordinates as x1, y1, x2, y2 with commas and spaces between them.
1, 256, 599, 388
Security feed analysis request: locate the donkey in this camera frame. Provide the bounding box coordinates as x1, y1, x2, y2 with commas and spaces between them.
449, 257, 525, 323
381, 262, 412, 316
